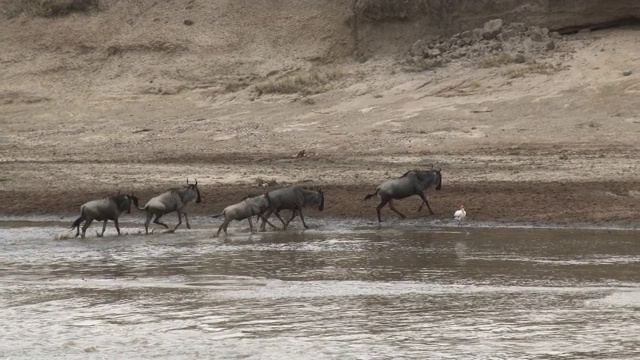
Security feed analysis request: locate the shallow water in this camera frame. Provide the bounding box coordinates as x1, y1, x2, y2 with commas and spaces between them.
1, 219, 639, 359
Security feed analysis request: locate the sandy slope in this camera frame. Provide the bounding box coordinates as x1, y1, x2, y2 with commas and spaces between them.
0, 5, 638, 226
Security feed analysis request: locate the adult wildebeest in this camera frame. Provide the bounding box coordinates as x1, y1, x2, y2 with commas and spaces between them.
71, 193, 140, 238
138, 179, 202, 234
212, 194, 273, 237
259, 186, 324, 230
363, 169, 442, 222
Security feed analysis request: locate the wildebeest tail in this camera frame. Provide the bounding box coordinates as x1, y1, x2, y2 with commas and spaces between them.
211, 212, 224, 218
363, 189, 379, 201
70, 216, 84, 229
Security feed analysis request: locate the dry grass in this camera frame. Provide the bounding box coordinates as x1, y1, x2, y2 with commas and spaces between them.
255, 67, 345, 95
0, 0, 99, 18
503, 61, 560, 79
402, 57, 442, 72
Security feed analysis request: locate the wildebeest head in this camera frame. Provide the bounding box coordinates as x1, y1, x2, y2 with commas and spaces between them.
186, 178, 202, 204
434, 169, 442, 190
113, 194, 136, 214
317, 188, 325, 211
262, 192, 271, 211
128, 193, 140, 212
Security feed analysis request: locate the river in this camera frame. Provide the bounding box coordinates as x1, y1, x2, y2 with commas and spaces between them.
1, 218, 639, 359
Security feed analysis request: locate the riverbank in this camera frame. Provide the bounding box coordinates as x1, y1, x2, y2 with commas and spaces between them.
2, 177, 639, 228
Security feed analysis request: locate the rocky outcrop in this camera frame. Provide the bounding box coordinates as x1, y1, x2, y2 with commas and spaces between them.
353, 0, 640, 57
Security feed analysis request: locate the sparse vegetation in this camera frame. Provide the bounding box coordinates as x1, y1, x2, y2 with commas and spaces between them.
255, 67, 345, 95
0, 0, 99, 18
503, 61, 560, 78
478, 52, 523, 68
402, 57, 442, 72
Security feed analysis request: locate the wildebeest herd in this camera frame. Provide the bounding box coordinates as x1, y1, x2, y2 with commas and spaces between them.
71, 169, 444, 238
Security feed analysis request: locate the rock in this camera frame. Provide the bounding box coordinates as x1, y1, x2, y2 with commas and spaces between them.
501, 28, 517, 40
545, 40, 555, 50
622, 70, 632, 76
435, 42, 448, 52
529, 26, 544, 41
460, 31, 473, 39
490, 41, 502, 51
183, 19, 194, 26
507, 22, 526, 32
410, 39, 425, 57
427, 48, 442, 58
472, 28, 485, 41
482, 19, 503, 40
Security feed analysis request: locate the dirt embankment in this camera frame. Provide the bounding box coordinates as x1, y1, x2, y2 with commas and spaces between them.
0, 1, 639, 227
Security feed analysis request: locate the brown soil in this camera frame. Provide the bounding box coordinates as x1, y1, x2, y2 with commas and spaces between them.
0, 2, 639, 227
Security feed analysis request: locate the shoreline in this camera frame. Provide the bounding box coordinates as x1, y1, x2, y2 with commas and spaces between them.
1, 215, 638, 232
2, 180, 639, 230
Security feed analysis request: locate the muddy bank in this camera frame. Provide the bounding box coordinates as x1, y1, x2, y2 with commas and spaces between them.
2, 180, 638, 227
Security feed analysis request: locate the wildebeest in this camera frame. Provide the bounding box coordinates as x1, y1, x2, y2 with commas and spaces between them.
138, 179, 202, 234
212, 194, 273, 237
363, 169, 442, 222
259, 186, 324, 230
71, 193, 140, 238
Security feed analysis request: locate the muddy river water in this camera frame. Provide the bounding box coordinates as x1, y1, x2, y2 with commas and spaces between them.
0, 218, 639, 359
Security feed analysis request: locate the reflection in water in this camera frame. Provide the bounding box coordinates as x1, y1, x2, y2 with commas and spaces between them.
1, 221, 639, 359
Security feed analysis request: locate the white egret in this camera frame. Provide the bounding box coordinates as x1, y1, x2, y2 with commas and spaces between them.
453, 205, 466, 227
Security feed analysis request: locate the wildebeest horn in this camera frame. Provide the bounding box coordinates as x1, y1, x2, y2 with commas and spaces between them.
194, 179, 198, 185
186, 178, 190, 184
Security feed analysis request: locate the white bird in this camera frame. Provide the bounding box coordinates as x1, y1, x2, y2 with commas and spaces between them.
453, 205, 466, 227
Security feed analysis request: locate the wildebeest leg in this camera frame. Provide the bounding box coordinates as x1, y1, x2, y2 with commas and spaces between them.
172, 211, 183, 232
376, 198, 389, 222
183, 212, 191, 229
417, 192, 435, 215
388, 200, 406, 219
257, 212, 280, 230
144, 212, 153, 234
248, 217, 254, 233
259, 209, 274, 230
285, 210, 298, 228
74, 219, 83, 237
114, 218, 121, 235
97, 220, 108, 237
153, 214, 169, 229
81, 219, 94, 238
272, 210, 288, 229
216, 222, 226, 237
221, 220, 230, 236
296, 208, 310, 229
